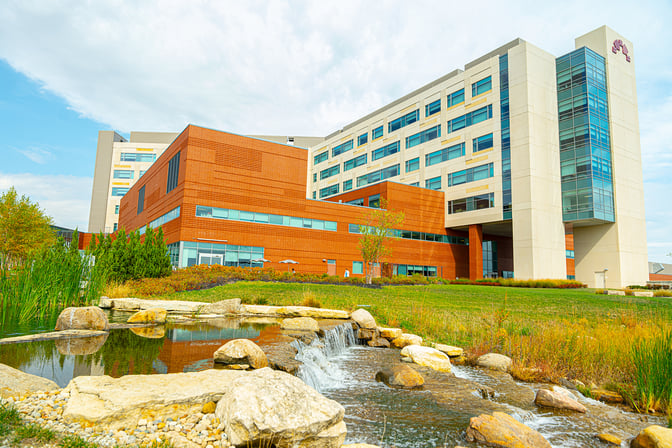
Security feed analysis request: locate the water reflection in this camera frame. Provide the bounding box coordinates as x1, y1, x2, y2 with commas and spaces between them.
0, 319, 281, 388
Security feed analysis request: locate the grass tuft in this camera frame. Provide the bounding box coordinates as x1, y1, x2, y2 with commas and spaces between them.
631, 329, 672, 413
13, 423, 56, 444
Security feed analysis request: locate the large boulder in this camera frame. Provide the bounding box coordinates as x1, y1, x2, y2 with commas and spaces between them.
400, 345, 451, 372
375, 365, 424, 389
351, 309, 377, 329
214, 339, 269, 369
0, 363, 59, 398
55, 334, 108, 355
201, 298, 242, 314
62, 369, 244, 429
55, 306, 109, 331
466, 412, 552, 448
630, 425, 672, 448
476, 353, 512, 372
534, 387, 586, 413
126, 308, 167, 324
215, 368, 346, 448
390, 333, 423, 348
280, 317, 320, 332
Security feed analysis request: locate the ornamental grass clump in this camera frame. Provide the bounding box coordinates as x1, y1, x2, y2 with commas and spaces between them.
631, 328, 672, 414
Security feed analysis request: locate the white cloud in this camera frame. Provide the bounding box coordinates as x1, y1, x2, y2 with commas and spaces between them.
0, 173, 92, 231
15, 146, 54, 164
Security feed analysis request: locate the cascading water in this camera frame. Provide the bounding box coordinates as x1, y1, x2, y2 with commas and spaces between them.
292, 323, 358, 392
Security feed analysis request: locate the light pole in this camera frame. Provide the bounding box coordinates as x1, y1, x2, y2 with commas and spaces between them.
602, 268, 608, 289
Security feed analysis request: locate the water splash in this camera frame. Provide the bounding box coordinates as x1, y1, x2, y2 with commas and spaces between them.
292, 323, 358, 392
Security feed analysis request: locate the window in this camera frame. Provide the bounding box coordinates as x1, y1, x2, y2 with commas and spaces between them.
352, 261, 363, 275
372, 141, 400, 161
358, 133, 368, 146
473, 133, 494, 152
313, 173, 317, 182
111, 187, 129, 196
147, 206, 181, 230
320, 184, 339, 198
447, 105, 493, 133
405, 125, 441, 149
137, 186, 145, 214
347, 198, 364, 206
120, 153, 156, 162
447, 89, 465, 108
369, 194, 381, 208
320, 165, 340, 180
388, 110, 419, 133
472, 76, 492, 97
139, 170, 147, 177
166, 151, 180, 193
114, 205, 119, 214
343, 179, 353, 191
393, 264, 437, 277
314, 151, 328, 165
425, 143, 465, 166
409, 182, 419, 187
425, 99, 441, 117
344, 154, 367, 171
372, 126, 383, 140
332, 140, 353, 157
447, 192, 495, 214
566, 249, 575, 259
113, 170, 134, 179
195, 206, 337, 232
405, 157, 419, 172
425, 176, 441, 190
113, 223, 118, 232
312, 191, 316, 199
447, 163, 494, 186
356, 164, 400, 187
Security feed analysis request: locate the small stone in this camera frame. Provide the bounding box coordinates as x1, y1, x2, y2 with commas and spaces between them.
202, 401, 216, 414
597, 433, 621, 445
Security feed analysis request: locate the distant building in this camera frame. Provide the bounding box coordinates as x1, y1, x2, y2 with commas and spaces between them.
97, 26, 648, 287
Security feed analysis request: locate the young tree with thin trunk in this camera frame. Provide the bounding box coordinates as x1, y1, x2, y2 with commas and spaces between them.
358, 198, 404, 284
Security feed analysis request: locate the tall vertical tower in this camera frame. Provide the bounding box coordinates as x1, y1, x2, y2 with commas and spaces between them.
568, 26, 648, 287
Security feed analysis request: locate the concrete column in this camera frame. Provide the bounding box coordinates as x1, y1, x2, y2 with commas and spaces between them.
469, 224, 483, 280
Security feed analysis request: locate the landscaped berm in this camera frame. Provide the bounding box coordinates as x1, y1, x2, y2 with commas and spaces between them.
0, 265, 671, 447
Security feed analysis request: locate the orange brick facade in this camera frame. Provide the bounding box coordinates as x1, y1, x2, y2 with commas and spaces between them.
117, 125, 513, 280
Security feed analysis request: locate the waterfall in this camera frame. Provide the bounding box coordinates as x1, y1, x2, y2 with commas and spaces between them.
292, 323, 358, 392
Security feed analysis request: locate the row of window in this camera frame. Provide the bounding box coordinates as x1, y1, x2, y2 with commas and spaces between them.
406, 125, 441, 149
120, 153, 156, 163
313, 75, 491, 167
394, 264, 438, 277
344, 154, 367, 171
176, 241, 265, 269
111, 187, 130, 196
113, 169, 148, 180
320, 184, 339, 198
372, 141, 400, 161
138, 206, 181, 235
447, 105, 493, 133
447, 163, 494, 187
195, 205, 338, 231
447, 193, 495, 214
320, 165, 340, 180
348, 223, 468, 245
356, 164, 400, 188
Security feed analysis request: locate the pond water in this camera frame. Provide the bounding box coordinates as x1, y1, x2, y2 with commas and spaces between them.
0, 317, 664, 447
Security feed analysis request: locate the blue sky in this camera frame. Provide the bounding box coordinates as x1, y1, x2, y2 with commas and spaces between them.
0, 0, 670, 262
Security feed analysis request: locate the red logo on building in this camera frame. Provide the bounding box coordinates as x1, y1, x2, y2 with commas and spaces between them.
612, 39, 631, 62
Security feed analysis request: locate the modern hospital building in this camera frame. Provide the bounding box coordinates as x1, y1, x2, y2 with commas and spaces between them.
88, 26, 648, 288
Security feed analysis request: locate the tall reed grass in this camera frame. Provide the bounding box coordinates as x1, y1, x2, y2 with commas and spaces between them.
0, 235, 105, 332
631, 329, 672, 414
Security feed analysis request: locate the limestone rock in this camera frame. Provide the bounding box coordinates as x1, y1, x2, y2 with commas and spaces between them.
391, 333, 423, 348
201, 298, 242, 314
433, 343, 464, 357
242, 304, 349, 319
357, 328, 377, 340
597, 433, 622, 445
165, 431, 201, 448
400, 345, 451, 372
127, 308, 167, 324
264, 342, 301, 375
0, 363, 59, 398
99, 297, 206, 313
214, 339, 269, 369
130, 326, 165, 339
476, 353, 512, 372
281, 317, 320, 332
351, 309, 377, 329
55, 306, 109, 331
591, 389, 624, 404
534, 387, 586, 413
375, 365, 424, 389
55, 334, 108, 356
62, 369, 244, 429
343, 445, 382, 448
378, 327, 402, 340
630, 425, 672, 448
367, 334, 390, 348
215, 368, 346, 448
466, 411, 552, 448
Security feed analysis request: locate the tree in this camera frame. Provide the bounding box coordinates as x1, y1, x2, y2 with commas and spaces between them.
358, 198, 404, 284
0, 187, 55, 267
